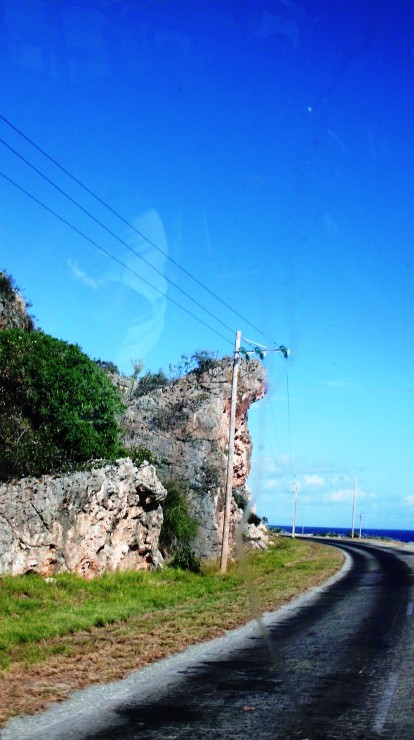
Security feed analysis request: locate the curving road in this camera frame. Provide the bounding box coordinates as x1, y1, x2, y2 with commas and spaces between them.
3, 540, 414, 739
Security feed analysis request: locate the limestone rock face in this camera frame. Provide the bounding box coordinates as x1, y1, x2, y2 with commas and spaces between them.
243, 521, 270, 550
0, 272, 33, 331
0, 459, 166, 578
122, 358, 266, 558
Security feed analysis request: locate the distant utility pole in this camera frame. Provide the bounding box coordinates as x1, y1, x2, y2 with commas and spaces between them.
359, 511, 363, 539
220, 330, 241, 574
292, 480, 299, 538
351, 476, 357, 538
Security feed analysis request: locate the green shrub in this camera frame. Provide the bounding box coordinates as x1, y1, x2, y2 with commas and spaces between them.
169, 350, 219, 379
0, 271, 17, 301
233, 490, 248, 510
127, 445, 157, 466
170, 544, 201, 573
159, 478, 198, 559
133, 369, 170, 397
93, 358, 120, 375
191, 349, 220, 375
247, 512, 262, 526
0, 329, 125, 479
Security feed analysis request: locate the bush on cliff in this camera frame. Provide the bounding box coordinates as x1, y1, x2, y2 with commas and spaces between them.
159, 477, 200, 571
132, 369, 170, 397
0, 329, 125, 479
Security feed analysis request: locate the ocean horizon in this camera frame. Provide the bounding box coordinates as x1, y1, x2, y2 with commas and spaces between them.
271, 525, 414, 544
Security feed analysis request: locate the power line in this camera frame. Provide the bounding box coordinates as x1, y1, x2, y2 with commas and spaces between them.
0, 169, 233, 346
0, 113, 279, 345
0, 137, 238, 340
285, 361, 294, 478
269, 397, 291, 486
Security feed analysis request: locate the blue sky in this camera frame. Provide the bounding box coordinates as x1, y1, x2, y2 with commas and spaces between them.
1, 1, 413, 531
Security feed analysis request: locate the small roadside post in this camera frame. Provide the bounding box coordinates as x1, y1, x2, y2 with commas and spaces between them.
351, 476, 357, 538
359, 511, 363, 538
292, 480, 299, 538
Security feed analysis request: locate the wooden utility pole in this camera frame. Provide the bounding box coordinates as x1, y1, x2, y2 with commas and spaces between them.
220, 330, 241, 574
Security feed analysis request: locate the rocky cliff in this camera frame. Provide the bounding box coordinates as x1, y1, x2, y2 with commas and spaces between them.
0, 356, 267, 576
0, 268, 267, 569
121, 357, 266, 558
0, 271, 34, 331
0, 459, 166, 578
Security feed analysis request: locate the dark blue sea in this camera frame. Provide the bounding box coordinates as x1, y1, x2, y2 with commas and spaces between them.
272, 525, 414, 544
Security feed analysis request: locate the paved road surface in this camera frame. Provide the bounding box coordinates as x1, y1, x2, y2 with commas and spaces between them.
3, 540, 414, 739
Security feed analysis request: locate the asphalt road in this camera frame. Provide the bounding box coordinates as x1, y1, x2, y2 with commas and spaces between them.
3, 539, 414, 740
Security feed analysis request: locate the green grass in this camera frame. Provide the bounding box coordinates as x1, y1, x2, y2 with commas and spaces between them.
0, 538, 343, 673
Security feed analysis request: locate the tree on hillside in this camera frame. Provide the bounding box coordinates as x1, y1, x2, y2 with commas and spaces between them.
0, 329, 125, 479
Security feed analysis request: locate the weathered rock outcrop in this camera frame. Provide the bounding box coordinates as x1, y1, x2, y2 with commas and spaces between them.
121, 358, 266, 558
0, 459, 166, 578
0, 271, 33, 331
0, 271, 268, 573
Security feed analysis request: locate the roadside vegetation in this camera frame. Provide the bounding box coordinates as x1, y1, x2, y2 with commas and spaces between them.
0, 274, 222, 485
159, 477, 200, 571
0, 537, 343, 725
0, 320, 222, 484
132, 349, 220, 397
0, 328, 125, 480
0, 274, 343, 725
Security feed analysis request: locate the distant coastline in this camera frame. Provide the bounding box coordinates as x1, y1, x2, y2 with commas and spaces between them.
271, 525, 414, 544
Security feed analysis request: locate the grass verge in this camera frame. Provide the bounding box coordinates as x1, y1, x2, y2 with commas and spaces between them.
0, 537, 343, 726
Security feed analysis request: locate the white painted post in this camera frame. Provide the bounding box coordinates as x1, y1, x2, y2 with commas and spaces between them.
351, 476, 357, 538
292, 481, 299, 538
220, 330, 241, 574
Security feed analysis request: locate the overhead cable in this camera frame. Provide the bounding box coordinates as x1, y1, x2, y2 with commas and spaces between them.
0, 137, 237, 340
269, 397, 291, 486
0, 113, 278, 345
285, 361, 294, 478
0, 169, 233, 347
